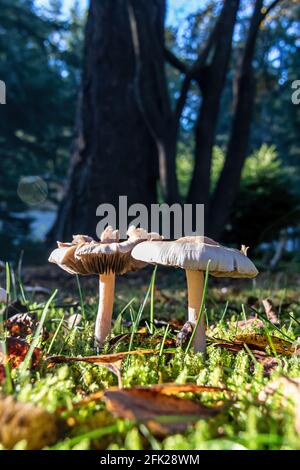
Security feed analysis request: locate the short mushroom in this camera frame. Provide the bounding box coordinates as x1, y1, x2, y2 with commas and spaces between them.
49, 226, 162, 349
132, 236, 258, 354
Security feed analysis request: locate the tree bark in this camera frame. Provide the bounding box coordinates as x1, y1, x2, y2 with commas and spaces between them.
49, 0, 171, 241
187, 0, 240, 213
209, 0, 268, 239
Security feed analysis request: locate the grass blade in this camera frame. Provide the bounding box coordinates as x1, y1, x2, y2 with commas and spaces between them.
21, 289, 57, 371
220, 301, 229, 323
159, 324, 170, 357
49, 421, 133, 450
113, 298, 136, 334
149, 266, 157, 334
76, 274, 86, 321
126, 274, 154, 366
47, 313, 65, 355
250, 306, 294, 342
0, 340, 14, 394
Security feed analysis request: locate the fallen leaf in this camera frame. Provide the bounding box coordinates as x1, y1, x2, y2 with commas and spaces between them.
3, 313, 47, 340
262, 298, 280, 324
211, 334, 298, 357
234, 333, 297, 356
210, 338, 282, 376
0, 337, 42, 382
46, 349, 174, 368
211, 340, 268, 358
103, 387, 223, 435
61, 383, 228, 412
134, 383, 229, 395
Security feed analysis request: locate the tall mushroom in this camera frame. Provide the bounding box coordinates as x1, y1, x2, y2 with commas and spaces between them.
49, 226, 162, 349
132, 236, 258, 354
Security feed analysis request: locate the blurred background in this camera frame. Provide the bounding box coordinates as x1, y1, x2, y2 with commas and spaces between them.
0, 0, 299, 271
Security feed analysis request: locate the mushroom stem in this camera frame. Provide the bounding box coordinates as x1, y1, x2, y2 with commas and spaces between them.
185, 269, 206, 354
95, 273, 116, 348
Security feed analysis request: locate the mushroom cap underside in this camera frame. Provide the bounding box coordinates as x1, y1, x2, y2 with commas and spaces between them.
49, 243, 146, 276
48, 226, 163, 276
131, 238, 258, 278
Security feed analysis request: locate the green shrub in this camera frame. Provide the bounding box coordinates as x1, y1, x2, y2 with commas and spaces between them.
177, 144, 300, 246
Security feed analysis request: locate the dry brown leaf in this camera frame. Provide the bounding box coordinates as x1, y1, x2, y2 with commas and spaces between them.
212, 333, 297, 357
234, 333, 297, 356
134, 383, 229, 395
262, 298, 280, 324
46, 349, 174, 368
211, 338, 281, 376
0, 337, 42, 382
64, 383, 228, 412
3, 313, 48, 340
103, 387, 223, 435
3, 313, 36, 338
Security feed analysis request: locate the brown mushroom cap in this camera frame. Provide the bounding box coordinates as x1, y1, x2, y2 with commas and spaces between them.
48, 226, 163, 276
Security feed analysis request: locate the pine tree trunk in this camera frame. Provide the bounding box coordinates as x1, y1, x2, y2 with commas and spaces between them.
187, 0, 240, 213
49, 0, 170, 241
209, 0, 265, 239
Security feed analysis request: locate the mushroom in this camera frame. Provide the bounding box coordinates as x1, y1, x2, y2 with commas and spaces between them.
49, 226, 162, 349
132, 236, 258, 354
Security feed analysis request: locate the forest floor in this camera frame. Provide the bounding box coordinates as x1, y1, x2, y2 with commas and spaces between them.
0, 266, 300, 450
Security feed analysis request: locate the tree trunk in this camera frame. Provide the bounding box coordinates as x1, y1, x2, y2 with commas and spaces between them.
209, 0, 264, 239
187, 0, 240, 213
49, 0, 170, 241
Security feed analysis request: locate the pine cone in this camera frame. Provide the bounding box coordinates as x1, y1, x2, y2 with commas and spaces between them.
0, 395, 60, 449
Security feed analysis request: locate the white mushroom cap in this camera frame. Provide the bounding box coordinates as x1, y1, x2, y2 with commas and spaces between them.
131, 236, 258, 278
48, 226, 163, 276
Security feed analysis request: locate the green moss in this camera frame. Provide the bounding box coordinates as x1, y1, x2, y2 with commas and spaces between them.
1, 278, 300, 450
